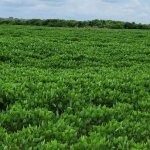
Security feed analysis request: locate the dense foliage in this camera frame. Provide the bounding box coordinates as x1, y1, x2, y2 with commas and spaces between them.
0, 25, 150, 149
0, 18, 150, 29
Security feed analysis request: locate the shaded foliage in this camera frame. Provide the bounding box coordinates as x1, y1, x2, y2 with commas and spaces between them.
0, 18, 150, 29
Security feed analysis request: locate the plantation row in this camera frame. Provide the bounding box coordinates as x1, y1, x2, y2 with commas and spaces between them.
0, 25, 150, 149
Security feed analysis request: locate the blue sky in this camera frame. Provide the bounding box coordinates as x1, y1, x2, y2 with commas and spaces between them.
0, 0, 150, 24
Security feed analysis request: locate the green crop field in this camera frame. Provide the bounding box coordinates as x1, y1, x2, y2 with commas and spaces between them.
0, 25, 150, 149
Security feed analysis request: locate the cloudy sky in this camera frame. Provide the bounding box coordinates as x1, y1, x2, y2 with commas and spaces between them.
0, 0, 150, 24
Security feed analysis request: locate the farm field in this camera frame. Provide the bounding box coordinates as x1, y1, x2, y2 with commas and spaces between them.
0, 25, 150, 149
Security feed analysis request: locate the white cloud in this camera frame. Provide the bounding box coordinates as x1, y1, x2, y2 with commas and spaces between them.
0, 0, 150, 24
101, 0, 122, 3
139, 12, 149, 17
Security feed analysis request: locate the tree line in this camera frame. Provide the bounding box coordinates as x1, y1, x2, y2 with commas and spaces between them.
0, 18, 150, 29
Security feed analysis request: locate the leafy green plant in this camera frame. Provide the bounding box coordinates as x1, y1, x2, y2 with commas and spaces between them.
0, 25, 150, 149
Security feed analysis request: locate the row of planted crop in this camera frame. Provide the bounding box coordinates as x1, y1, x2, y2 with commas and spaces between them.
1, 103, 150, 149
1, 63, 150, 111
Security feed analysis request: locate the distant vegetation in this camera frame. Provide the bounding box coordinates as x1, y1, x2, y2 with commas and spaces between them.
0, 17, 150, 29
